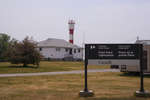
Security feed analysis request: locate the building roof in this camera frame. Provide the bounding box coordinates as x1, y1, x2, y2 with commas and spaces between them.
37, 38, 82, 48
135, 40, 150, 45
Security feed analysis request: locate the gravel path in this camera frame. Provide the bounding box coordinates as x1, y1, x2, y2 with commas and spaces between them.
0, 69, 120, 77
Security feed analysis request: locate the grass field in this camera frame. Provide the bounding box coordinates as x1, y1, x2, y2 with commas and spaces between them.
0, 72, 150, 100
0, 61, 109, 74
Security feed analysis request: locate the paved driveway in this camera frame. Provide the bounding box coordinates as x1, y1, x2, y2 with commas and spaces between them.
0, 69, 120, 77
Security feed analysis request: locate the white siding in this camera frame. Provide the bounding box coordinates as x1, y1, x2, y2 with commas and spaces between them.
39, 47, 83, 60
73, 48, 83, 59
40, 47, 65, 59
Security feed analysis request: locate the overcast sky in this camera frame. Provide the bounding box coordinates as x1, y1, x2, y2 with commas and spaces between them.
0, 0, 150, 46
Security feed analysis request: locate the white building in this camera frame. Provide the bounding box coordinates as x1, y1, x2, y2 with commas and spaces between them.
37, 38, 83, 60
135, 40, 150, 45
120, 39, 150, 72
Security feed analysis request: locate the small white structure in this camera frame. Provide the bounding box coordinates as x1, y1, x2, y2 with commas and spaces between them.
136, 40, 150, 45
120, 39, 150, 73
37, 38, 83, 60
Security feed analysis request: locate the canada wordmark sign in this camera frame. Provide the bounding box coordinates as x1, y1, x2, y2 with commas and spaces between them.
85, 44, 142, 66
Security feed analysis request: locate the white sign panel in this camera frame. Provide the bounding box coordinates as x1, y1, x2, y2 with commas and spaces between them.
88, 59, 140, 67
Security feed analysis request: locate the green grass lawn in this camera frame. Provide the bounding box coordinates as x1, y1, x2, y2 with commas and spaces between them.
0, 72, 150, 100
0, 61, 110, 74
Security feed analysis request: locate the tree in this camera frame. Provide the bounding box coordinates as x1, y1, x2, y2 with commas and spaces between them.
0, 33, 10, 61
9, 37, 42, 67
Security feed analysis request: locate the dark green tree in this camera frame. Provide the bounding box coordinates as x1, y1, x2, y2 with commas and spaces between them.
9, 37, 42, 67
0, 33, 10, 61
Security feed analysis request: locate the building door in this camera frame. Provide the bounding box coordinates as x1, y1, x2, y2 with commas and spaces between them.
69, 49, 72, 55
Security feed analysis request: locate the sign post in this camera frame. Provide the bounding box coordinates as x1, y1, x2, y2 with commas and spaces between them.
79, 45, 94, 97
79, 43, 150, 97
135, 44, 150, 97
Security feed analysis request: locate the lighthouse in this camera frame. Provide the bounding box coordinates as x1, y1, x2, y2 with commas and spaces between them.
68, 20, 75, 44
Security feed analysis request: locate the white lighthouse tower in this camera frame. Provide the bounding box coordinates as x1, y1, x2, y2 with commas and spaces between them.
68, 20, 75, 44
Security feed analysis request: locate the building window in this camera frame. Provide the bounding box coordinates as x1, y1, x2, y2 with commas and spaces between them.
74, 49, 76, 53
65, 48, 68, 52
78, 49, 80, 53
39, 48, 42, 51
56, 48, 60, 52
